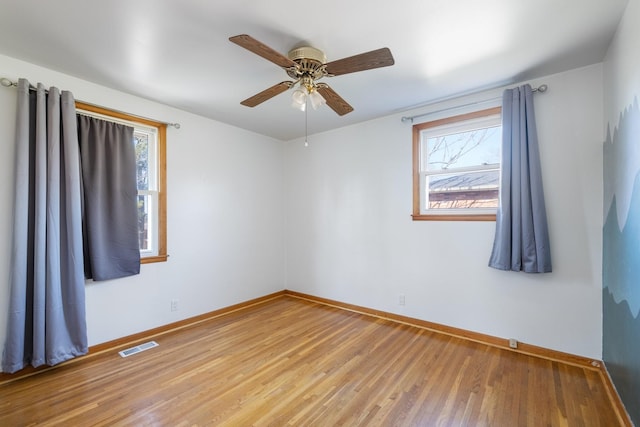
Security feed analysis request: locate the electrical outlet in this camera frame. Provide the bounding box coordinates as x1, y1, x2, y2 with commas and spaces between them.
509, 338, 518, 349
399, 294, 406, 306
171, 299, 179, 312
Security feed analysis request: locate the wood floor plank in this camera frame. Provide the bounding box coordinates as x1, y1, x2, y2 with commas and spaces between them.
0, 296, 624, 426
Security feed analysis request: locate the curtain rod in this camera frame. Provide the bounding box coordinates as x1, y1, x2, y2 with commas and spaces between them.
400, 84, 548, 124
1, 77, 181, 129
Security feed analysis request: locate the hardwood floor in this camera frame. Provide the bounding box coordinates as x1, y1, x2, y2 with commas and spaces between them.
0, 296, 624, 426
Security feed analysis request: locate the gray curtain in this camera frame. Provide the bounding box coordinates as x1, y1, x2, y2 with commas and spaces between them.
77, 115, 140, 281
2, 79, 87, 373
488, 84, 552, 273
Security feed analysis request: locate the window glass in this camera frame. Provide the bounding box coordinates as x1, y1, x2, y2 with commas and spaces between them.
425, 126, 500, 171
135, 132, 149, 191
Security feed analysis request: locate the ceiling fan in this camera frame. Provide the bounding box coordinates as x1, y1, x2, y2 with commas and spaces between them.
229, 34, 395, 116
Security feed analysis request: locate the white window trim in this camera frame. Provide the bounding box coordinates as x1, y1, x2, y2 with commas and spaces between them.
134, 127, 160, 258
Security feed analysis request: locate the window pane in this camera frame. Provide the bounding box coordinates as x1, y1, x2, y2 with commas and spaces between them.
135, 132, 149, 191
137, 194, 150, 251
426, 126, 501, 171
427, 170, 499, 210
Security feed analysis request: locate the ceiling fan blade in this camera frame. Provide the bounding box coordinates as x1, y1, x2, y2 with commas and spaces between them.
240, 81, 293, 107
325, 47, 395, 76
316, 84, 354, 116
229, 34, 296, 69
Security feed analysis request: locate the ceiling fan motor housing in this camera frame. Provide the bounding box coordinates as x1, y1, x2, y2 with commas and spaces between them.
287, 46, 326, 63
287, 46, 327, 82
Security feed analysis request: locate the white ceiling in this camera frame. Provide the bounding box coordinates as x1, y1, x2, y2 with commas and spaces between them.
0, 0, 629, 141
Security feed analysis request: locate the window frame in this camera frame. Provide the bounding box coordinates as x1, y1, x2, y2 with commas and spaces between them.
412, 106, 501, 222
76, 102, 168, 263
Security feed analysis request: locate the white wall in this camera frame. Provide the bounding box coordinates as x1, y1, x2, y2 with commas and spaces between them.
0, 54, 285, 349
285, 64, 604, 359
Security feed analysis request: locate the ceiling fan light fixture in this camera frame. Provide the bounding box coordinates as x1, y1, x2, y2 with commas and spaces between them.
291, 87, 307, 111
309, 90, 326, 110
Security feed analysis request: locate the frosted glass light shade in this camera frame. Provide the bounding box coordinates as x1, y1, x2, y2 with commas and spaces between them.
309, 90, 326, 110
291, 88, 307, 111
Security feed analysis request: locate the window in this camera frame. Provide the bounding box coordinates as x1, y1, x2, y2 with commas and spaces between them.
76, 102, 168, 263
412, 107, 501, 221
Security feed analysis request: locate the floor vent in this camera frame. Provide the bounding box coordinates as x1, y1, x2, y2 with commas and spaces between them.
118, 341, 159, 358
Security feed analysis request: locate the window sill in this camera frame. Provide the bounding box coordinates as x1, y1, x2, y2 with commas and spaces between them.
411, 214, 496, 222
141, 255, 169, 264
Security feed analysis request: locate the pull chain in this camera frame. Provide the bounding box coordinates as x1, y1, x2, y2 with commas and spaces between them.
304, 98, 309, 147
